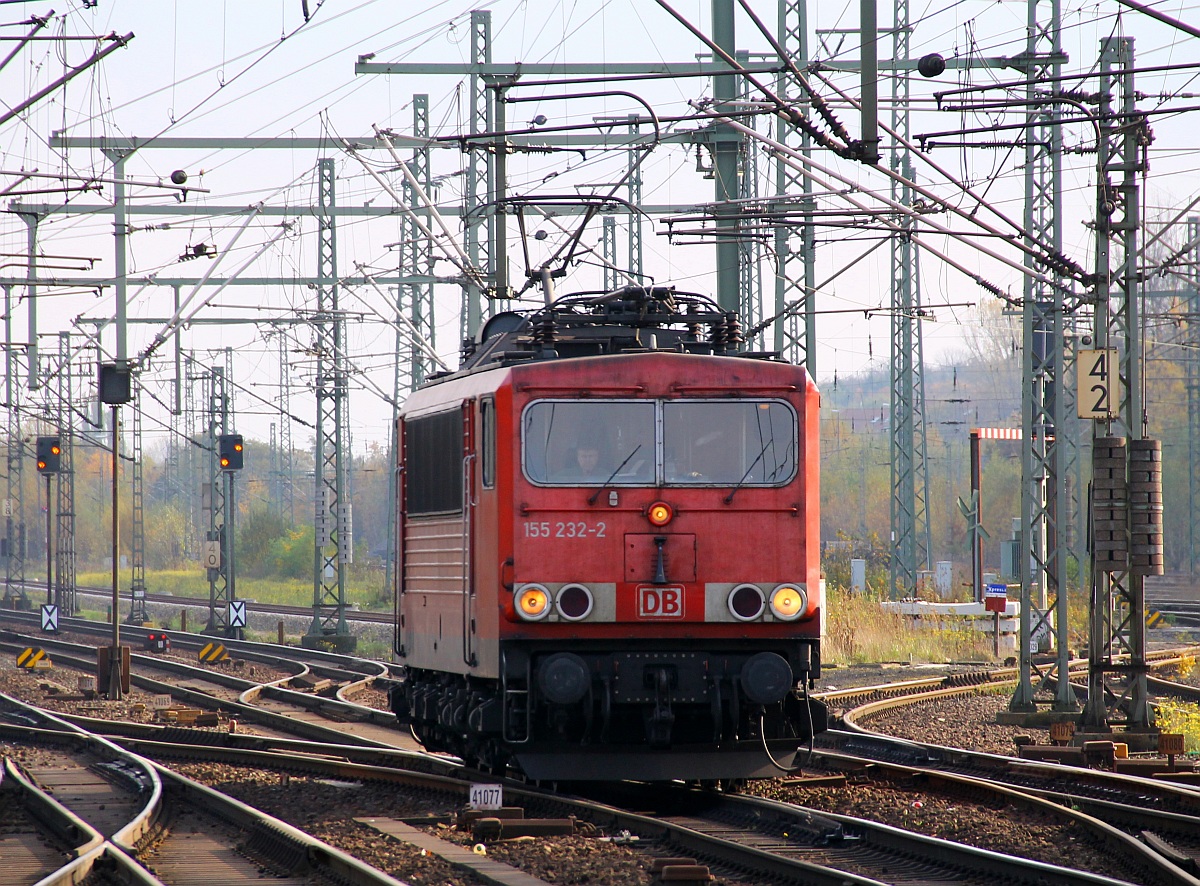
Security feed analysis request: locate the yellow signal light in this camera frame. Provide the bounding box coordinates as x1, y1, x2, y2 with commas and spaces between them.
770, 584, 806, 620
647, 501, 674, 527
516, 585, 550, 620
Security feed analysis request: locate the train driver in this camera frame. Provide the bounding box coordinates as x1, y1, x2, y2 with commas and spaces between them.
564, 444, 607, 481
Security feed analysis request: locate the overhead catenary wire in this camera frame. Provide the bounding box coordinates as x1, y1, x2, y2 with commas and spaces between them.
351, 262, 449, 374
699, 107, 1053, 301
343, 137, 487, 291
139, 213, 292, 368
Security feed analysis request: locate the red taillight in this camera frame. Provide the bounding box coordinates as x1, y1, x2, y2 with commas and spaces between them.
728, 584, 765, 621
556, 584, 593, 621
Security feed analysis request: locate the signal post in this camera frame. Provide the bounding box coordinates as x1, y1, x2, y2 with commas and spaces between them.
97, 362, 132, 699
217, 433, 244, 641
35, 436, 60, 609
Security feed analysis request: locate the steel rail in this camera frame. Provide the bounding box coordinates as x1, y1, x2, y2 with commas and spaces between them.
661, 789, 1146, 886
827, 682, 1200, 882
809, 743, 1200, 886
7, 681, 1171, 883
0, 697, 410, 886
102, 728, 1148, 886
0, 693, 166, 885
0, 624, 396, 715
0, 609, 401, 682
1150, 675, 1200, 705
823, 650, 1199, 716
1, 755, 106, 858
6, 706, 888, 886
0, 635, 401, 746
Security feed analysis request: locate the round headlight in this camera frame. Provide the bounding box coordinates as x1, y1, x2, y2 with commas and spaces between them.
647, 501, 674, 527
728, 584, 765, 621
516, 584, 551, 621
770, 584, 807, 621
556, 584, 594, 621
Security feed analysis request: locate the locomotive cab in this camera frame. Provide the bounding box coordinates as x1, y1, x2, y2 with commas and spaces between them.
392, 287, 826, 781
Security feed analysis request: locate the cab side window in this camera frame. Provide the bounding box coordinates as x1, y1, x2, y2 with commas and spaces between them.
480, 397, 495, 489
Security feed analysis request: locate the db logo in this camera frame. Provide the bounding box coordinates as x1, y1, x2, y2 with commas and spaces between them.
637, 585, 685, 619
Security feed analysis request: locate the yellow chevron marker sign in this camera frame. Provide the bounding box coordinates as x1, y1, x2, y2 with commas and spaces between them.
1146, 609, 1164, 628
198, 642, 229, 663
17, 647, 50, 669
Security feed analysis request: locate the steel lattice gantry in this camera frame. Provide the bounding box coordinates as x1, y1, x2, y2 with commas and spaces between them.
888, 0, 932, 597
54, 333, 77, 616
388, 96, 435, 602
204, 362, 236, 635
1189, 217, 1200, 577
355, 1, 755, 338
772, 0, 817, 372
462, 9, 493, 338
2, 286, 26, 609
182, 352, 205, 563
398, 96, 436, 393
272, 329, 295, 522
126, 384, 149, 624
1082, 36, 1152, 733
305, 157, 355, 651
1009, 0, 1075, 717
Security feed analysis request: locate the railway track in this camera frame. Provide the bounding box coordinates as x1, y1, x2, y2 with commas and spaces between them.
1, 693, 407, 886
5, 583, 394, 625
18, 708, 1146, 886
0, 605, 403, 677
10, 608, 1200, 884
813, 661, 1200, 882
0, 629, 417, 751
1, 739, 109, 884
810, 730, 1200, 884
2, 654, 1155, 885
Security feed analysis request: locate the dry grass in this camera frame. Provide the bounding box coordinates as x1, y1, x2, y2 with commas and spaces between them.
824, 586, 998, 665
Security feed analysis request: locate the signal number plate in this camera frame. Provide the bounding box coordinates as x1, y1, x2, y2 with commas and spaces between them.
469, 783, 503, 810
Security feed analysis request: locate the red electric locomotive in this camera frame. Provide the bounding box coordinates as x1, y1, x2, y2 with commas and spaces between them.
392, 286, 826, 781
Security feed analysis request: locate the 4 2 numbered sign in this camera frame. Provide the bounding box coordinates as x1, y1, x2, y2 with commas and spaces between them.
1077, 348, 1119, 420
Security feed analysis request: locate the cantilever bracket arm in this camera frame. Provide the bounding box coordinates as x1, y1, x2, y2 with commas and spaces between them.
0, 33, 134, 130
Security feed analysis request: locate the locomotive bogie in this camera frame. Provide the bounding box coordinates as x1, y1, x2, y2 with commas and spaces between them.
391, 637, 827, 780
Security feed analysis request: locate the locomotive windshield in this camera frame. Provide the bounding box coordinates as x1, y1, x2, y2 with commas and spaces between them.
522, 399, 796, 486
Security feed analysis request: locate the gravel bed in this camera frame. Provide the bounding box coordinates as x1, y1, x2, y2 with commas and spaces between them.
747, 769, 1115, 877
0, 654, 1154, 885
154, 652, 296, 685
0, 656, 263, 734
41, 629, 306, 686
855, 689, 1050, 756
172, 762, 757, 886
344, 683, 392, 710
815, 660, 999, 692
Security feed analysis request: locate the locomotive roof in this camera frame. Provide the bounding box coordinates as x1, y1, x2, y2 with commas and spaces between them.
427, 285, 784, 386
